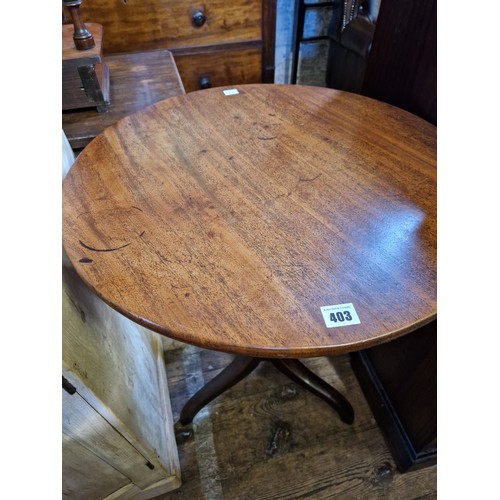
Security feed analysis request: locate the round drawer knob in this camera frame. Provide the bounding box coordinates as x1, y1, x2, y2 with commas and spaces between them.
199, 76, 212, 89
192, 9, 206, 27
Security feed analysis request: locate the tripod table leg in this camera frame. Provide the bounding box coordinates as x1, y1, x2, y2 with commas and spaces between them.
272, 358, 354, 424
179, 356, 262, 425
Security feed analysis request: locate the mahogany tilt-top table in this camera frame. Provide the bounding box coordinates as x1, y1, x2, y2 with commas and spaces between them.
62, 84, 437, 426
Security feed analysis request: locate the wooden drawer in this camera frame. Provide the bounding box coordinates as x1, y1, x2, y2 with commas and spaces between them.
77, 0, 263, 53
174, 46, 262, 92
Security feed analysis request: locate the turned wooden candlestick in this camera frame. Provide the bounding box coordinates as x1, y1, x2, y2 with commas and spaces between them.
63, 0, 95, 50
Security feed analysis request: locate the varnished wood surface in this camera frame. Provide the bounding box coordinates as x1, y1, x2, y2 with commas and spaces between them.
62, 84, 436, 358
156, 345, 437, 499
62, 50, 185, 150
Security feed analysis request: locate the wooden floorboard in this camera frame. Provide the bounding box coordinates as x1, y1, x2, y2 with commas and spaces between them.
154, 345, 436, 499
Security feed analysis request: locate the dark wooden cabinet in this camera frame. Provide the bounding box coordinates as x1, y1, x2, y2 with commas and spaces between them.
351, 321, 437, 471
66, 0, 276, 92
350, 0, 437, 472
362, 0, 436, 124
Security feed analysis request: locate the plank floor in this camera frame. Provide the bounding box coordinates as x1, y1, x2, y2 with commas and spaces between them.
155, 345, 437, 500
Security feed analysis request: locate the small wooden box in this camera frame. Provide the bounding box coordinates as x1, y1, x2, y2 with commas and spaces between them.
62, 23, 110, 112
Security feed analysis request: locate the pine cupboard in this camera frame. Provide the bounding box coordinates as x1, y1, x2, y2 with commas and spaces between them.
62, 263, 181, 499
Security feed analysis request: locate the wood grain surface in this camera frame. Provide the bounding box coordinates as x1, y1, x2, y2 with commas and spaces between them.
62, 84, 436, 358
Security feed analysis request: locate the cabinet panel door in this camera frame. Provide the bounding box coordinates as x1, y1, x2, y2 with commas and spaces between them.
63, 433, 130, 499
76, 0, 263, 53
62, 389, 162, 489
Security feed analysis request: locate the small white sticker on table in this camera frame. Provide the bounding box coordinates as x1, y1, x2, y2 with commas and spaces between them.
320, 303, 361, 328
223, 89, 239, 96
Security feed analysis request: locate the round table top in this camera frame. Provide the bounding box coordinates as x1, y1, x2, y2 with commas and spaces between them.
62, 84, 436, 358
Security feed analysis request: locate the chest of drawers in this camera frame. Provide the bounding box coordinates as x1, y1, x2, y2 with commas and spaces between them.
67, 0, 276, 92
